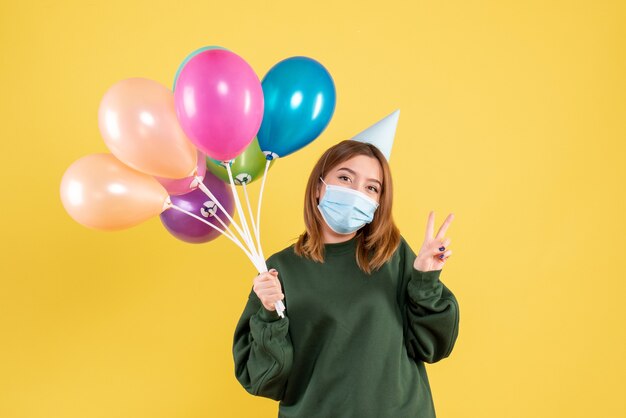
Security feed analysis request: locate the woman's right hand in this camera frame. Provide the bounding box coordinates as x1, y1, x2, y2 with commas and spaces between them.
253, 268, 284, 311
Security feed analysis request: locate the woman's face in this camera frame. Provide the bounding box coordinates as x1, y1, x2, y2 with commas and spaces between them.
316, 155, 383, 204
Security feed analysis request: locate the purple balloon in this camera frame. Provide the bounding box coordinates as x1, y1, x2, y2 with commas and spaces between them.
160, 170, 235, 243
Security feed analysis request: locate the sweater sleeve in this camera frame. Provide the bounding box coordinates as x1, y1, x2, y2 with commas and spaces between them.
400, 237, 460, 364
232, 262, 293, 401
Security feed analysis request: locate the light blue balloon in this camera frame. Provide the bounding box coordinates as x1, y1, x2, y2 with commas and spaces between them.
257, 56, 336, 159
173, 45, 229, 91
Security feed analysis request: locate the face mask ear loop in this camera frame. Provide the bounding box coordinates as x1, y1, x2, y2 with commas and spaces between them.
318, 152, 331, 202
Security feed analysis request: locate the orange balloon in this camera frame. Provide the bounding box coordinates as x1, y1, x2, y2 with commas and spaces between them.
60, 153, 169, 231
98, 77, 197, 178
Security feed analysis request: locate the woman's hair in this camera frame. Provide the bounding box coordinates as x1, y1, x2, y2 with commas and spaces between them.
294, 139, 401, 274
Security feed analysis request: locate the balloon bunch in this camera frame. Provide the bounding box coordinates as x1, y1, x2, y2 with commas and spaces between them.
60, 47, 336, 317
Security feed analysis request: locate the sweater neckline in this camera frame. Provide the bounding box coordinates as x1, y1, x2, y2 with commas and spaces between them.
323, 234, 358, 256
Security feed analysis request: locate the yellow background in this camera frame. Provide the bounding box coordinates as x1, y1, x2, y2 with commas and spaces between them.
1, 0, 625, 417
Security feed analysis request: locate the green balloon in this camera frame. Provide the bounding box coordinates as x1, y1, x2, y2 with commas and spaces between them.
206, 137, 275, 185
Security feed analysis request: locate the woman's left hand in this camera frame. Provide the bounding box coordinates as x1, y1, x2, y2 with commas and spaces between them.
413, 211, 454, 272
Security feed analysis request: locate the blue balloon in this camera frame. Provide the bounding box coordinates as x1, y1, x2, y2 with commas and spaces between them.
172, 45, 229, 91
257, 56, 336, 159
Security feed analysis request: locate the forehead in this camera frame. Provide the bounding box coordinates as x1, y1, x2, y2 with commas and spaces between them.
331, 155, 382, 182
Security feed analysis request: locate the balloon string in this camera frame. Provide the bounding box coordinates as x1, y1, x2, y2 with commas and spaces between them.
175, 174, 285, 318
242, 181, 261, 256
253, 158, 285, 317
209, 212, 239, 243
168, 202, 264, 272
225, 163, 261, 262
255, 159, 272, 259
254, 256, 285, 318
195, 177, 257, 260
188, 178, 247, 250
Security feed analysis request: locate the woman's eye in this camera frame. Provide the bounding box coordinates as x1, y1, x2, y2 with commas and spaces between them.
338, 175, 350, 182
368, 186, 379, 193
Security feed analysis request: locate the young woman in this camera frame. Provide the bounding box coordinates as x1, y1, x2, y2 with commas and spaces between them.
232, 139, 459, 417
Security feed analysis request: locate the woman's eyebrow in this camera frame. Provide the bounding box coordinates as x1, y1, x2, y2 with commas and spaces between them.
337, 167, 382, 186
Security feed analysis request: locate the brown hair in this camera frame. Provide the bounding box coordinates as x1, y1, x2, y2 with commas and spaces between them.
293, 140, 401, 274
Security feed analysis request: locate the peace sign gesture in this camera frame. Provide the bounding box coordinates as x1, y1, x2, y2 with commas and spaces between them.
413, 211, 454, 272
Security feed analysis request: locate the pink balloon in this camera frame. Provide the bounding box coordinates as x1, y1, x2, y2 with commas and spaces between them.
155, 150, 207, 196
174, 49, 264, 162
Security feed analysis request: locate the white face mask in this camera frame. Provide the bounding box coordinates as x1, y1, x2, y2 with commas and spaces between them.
317, 177, 380, 234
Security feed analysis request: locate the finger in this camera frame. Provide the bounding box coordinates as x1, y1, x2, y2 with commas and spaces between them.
437, 237, 452, 252
437, 249, 452, 260
257, 272, 275, 282
264, 293, 284, 302
256, 281, 280, 291
425, 210, 435, 239
430, 239, 449, 255
262, 273, 280, 286
253, 278, 273, 290
254, 283, 279, 294
268, 273, 281, 289
435, 212, 455, 240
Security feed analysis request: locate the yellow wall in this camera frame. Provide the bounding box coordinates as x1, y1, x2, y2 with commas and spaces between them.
1, 1, 624, 417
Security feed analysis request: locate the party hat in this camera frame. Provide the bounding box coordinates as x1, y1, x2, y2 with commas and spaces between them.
350, 109, 400, 161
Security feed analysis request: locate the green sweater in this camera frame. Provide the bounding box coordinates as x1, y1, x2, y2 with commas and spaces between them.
232, 234, 460, 417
